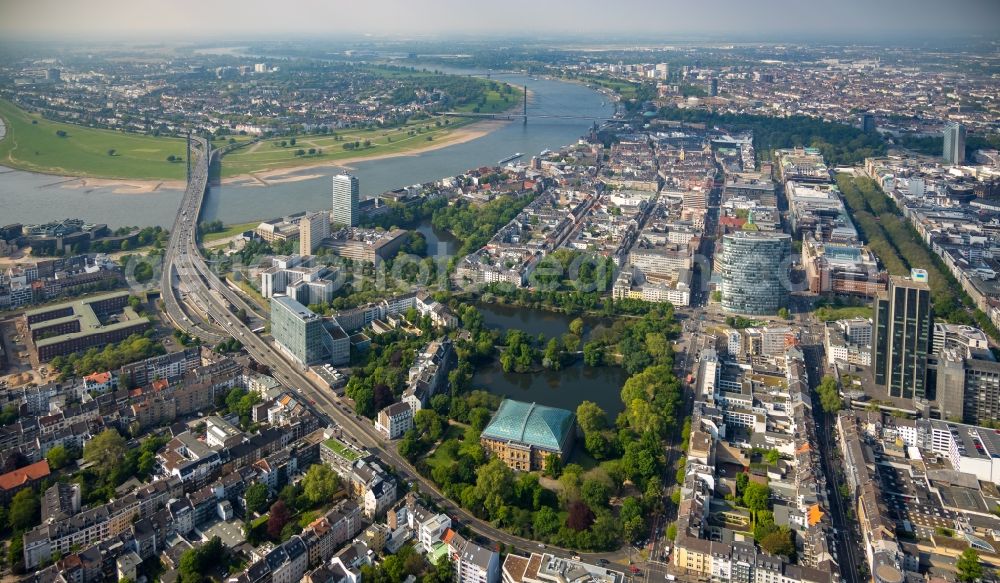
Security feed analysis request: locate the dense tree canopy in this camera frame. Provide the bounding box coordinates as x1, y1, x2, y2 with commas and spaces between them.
657, 108, 887, 166
84, 429, 127, 479
303, 464, 340, 506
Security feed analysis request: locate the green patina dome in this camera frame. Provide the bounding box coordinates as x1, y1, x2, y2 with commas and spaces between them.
481, 399, 575, 451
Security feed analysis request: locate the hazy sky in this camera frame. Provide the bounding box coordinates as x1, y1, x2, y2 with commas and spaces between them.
2, 0, 999, 40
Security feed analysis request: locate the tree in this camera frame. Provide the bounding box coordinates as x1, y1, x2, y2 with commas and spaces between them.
743, 482, 771, 526
569, 317, 584, 336
566, 499, 595, 531
576, 401, 607, 434
817, 375, 843, 413
760, 529, 795, 557
543, 338, 563, 370
133, 262, 154, 283
245, 482, 269, 516
0, 403, 19, 426
302, 464, 340, 506
777, 307, 791, 320
469, 407, 492, 432
533, 506, 561, 539
583, 341, 603, 367
9, 488, 39, 531
475, 458, 514, 519
620, 365, 682, 438
166, 154, 176, 162
764, 449, 780, 465
666, 522, 677, 540
736, 472, 749, 496
178, 536, 223, 583
415, 409, 445, 441
620, 496, 645, 542
585, 431, 615, 460
45, 444, 71, 470
956, 548, 983, 583
544, 453, 562, 478
267, 500, 291, 540
107, 149, 116, 156
581, 478, 610, 510
84, 429, 127, 479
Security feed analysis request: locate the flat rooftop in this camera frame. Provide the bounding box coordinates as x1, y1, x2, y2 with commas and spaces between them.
26, 291, 150, 348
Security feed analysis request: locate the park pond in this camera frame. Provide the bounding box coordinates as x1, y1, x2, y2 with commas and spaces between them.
471, 302, 628, 416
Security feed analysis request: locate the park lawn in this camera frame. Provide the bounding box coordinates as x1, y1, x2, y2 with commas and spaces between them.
454, 87, 524, 114
424, 424, 475, 473
219, 116, 473, 177
203, 221, 260, 243
579, 76, 639, 100
0, 99, 188, 180
814, 305, 873, 322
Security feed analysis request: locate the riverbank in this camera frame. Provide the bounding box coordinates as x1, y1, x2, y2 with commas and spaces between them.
0, 75, 532, 183
221, 118, 509, 186
2, 72, 611, 227
0, 115, 511, 197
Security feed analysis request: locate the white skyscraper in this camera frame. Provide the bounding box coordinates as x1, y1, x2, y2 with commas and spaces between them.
332, 174, 359, 227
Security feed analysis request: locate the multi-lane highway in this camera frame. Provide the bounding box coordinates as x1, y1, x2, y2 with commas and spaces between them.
157, 137, 637, 566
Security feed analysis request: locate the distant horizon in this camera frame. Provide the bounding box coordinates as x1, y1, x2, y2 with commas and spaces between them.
2, 0, 999, 41
0, 32, 997, 50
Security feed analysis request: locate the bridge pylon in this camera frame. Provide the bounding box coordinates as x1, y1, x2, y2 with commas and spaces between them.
523, 84, 527, 125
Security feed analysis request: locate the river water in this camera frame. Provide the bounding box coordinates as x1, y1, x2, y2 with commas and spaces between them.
0, 71, 625, 414
0, 72, 612, 228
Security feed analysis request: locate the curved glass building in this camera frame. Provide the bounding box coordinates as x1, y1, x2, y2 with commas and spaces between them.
720, 231, 792, 315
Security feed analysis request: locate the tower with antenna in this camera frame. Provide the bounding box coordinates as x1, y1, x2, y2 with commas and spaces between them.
523, 84, 527, 125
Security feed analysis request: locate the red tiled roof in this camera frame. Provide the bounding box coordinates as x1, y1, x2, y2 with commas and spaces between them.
0, 460, 50, 491
85, 371, 112, 384
441, 528, 456, 545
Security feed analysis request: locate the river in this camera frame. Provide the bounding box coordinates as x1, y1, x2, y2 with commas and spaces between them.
472, 302, 628, 417
0, 71, 612, 228
0, 71, 620, 413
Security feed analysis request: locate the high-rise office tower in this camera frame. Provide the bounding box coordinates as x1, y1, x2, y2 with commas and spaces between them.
270, 295, 345, 366
873, 269, 934, 401
943, 121, 966, 165
709, 77, 719, 97
860, 112, 876, 133
719, 231, 792, 315
332, 173, 359, 227
271, 295, 330, 366
299, 211, 330, 256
